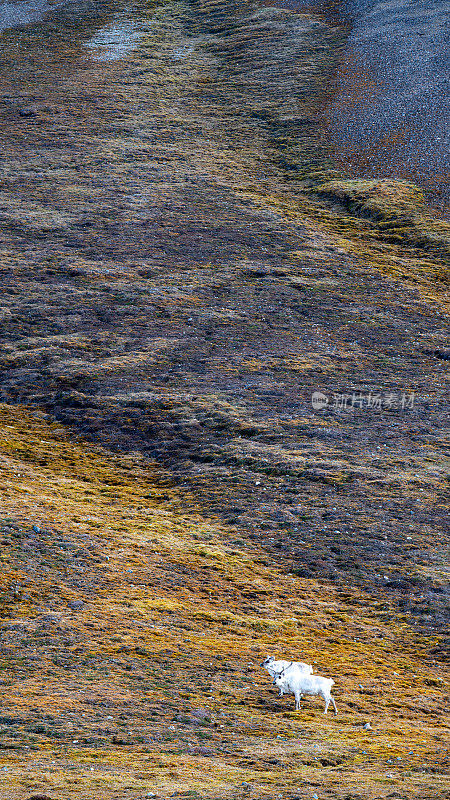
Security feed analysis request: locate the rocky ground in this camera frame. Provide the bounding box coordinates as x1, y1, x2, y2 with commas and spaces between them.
0, 0, 448, 798
326, 0, 450, 217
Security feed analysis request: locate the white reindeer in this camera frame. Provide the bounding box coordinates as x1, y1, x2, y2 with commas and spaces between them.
261, 656, 313, 696
274, 666, 337, 714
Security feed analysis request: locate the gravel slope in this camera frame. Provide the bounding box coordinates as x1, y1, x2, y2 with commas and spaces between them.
326, 0, 450, 215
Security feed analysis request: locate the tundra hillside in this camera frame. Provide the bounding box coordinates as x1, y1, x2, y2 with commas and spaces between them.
0, 0, 448, 798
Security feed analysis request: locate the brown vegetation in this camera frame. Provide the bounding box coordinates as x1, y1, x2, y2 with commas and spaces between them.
0, 0, 448, 797
0, 405, 449, 799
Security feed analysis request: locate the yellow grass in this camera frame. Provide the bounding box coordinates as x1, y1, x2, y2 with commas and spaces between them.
0, 404, 448, 799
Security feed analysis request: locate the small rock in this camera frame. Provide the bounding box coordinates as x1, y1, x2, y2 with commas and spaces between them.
32, 525, 41, 533
68, 600, 84, 611
363, 722, 372, 730
41, 614, 60, 623
19, 107, 38, 118
191, 708, 208, 719
26, 795, 54, 800
112, 735, 128, 745
358, 684, 364, 689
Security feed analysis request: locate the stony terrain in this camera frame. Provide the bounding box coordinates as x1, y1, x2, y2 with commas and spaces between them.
327, 0, 450, 216
0, 0, 448, 798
